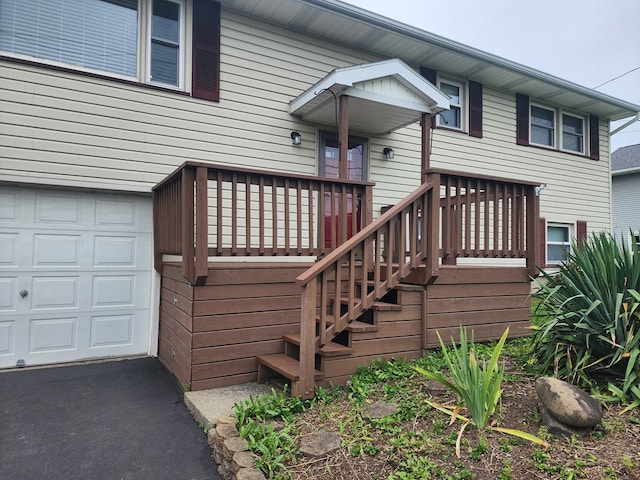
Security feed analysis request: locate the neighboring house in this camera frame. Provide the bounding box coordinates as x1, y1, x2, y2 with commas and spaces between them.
1, 0, 639, 396
612, 144, 640, 249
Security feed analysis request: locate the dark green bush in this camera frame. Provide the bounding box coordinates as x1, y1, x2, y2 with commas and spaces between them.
532, 231, 640, 409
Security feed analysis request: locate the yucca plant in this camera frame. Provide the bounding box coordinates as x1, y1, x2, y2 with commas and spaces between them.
532, 231, 640, 409
413, 327, 549, 456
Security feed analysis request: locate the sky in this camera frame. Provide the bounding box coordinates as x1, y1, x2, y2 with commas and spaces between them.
343, 0, 640, 153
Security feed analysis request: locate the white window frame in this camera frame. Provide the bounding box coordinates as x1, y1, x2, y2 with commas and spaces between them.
633, 233, 640, 252
146, 0, 186, 89
530, 104, 556, 148
560, 111, 586, 154
547, 223, 572, 266
437, 78, 465, 131
0, 0, 190, 91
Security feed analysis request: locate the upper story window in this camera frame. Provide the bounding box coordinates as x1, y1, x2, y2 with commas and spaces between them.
419, 66, 483, 138
561, 113, 585, 154
516, 93, 598, 159
531, 105, 556, 147
0, 0, 220, 100
438, 80, 464, 130
150, 0, 184, 87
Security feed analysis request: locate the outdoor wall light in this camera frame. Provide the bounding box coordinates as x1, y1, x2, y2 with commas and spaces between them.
291, 131, 302, 145
535, 183, 547, 196
383, 147, 395, 160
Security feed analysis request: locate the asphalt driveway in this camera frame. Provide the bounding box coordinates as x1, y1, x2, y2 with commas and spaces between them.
0, 357, 220, 480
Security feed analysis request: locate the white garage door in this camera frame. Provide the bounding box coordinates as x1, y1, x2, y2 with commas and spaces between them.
0, 186, 153, 369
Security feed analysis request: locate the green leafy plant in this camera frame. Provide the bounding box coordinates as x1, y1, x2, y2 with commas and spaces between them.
413, 326, 549, 456
532, 231, 640, 410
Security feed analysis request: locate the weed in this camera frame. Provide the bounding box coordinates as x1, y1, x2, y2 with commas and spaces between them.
499, 459, 513, 479
469, 435, 488, 461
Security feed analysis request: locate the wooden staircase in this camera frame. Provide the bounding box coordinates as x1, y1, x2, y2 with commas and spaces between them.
256, 277, 417, 390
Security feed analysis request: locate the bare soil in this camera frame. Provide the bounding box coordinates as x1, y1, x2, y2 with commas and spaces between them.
283, 375, 640, 479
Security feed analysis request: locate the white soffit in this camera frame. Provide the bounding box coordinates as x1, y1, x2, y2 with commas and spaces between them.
289, 58, 450, 134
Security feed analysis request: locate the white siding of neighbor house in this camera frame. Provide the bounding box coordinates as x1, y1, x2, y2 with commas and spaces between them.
612, 173, 640, 245
0, 8, 612, 232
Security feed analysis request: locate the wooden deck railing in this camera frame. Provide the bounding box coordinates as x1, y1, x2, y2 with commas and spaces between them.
153, 161, 374, 284
432, 169, 540, 276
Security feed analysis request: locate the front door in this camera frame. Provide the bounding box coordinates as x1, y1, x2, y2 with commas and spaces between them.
319, 131, 368, 248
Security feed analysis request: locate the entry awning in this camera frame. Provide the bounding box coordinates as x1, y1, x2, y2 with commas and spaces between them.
289, 58, 450, 134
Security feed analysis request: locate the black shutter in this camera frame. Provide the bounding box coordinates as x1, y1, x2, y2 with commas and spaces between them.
576, 220, 588, 246
192, 0, 221, 101
589, 115, 600, 160
468, 80, 483, 138
516, 93, 529, 145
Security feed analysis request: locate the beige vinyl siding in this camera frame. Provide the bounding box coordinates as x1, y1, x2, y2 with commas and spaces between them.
0, 7, 613, 233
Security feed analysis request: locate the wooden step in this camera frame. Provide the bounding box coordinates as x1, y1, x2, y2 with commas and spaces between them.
257, 354, 324, 382
347, 320, 379, 333
372, 301, 402, 311
283, 333, 353, 357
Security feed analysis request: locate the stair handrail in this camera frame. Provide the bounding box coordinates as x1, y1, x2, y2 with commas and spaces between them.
295, 175, 440, 398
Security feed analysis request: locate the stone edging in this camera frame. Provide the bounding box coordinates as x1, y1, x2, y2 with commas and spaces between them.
207, 416, 266, 480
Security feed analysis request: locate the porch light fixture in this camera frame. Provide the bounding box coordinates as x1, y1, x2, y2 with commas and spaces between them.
291, 131, 302, 145
535, 183, 547, 196
383, 147, 394, 160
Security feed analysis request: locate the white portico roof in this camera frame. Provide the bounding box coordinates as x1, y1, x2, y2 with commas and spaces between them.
289, 58, 450, 134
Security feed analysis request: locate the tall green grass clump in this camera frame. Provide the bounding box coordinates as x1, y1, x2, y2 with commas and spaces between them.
532, 231, 640, 410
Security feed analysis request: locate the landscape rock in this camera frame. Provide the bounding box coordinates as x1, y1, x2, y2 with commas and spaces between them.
535, 377, 602, 428
300, 430, 341, 457
232, 451, 256, 473
223, 436, 249, 460
216, 422, 239, 438
539, 404, 592, 438
236, 467, 266, 480
361, 401, 399, 420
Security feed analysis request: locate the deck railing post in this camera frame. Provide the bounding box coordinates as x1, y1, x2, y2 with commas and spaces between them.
526, 185, 540, 278
181, 166, 196, 284
194, 166, 209, 285
425, 172, 440, 279
298, 280, 317, 399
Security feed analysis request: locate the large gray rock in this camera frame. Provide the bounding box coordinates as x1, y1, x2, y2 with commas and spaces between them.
535, 377, 602, 428
538, 404, 592, 438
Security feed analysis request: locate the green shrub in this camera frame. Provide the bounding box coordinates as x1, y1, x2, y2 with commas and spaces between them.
532, 231, 640, 409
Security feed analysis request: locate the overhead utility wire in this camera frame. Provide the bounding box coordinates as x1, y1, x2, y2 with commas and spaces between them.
593, 65, 640, 89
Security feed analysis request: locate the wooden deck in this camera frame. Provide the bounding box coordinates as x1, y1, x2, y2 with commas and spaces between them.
158, 262, 532, 392
154, 162, 540, 397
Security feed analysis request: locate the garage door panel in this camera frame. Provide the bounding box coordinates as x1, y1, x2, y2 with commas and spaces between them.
95, 198, 136, 227
33, 234, 81, 266
0, 186, 153, 369
94, 236, 137, 267
31, 276, 79, 310
90, 314, 134, 348
0, 233, 18, 266
0, 277, 17, 311
29, 316, 77, 353
34, 193, 82, 224
0, 321, 15, 355
0, 191, 17, 221
92, 276, 135, 307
